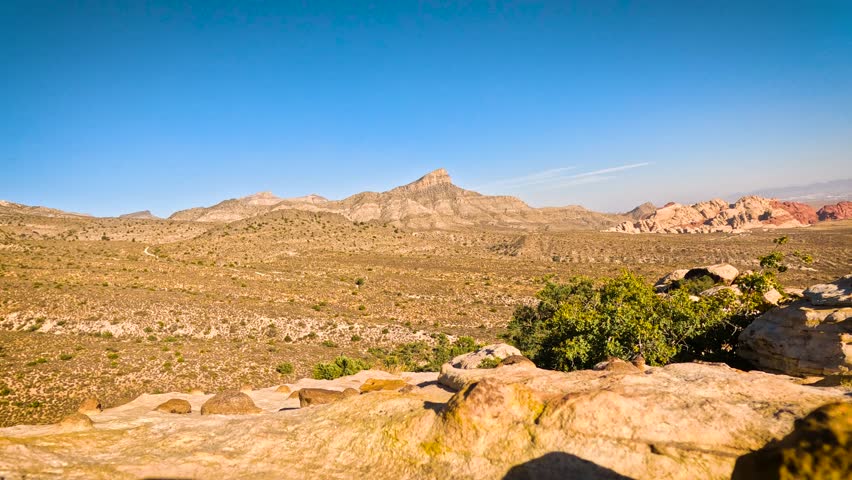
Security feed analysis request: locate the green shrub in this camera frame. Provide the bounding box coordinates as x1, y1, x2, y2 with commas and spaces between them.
276, 362, 294, 375
59, 353, 73, 361
321, 340, 338, 348
368, 334, 480, 372
477, 357, 500, 369
670, 274, 717, 295
312, 356, 371, 380
504, 270, 776, 371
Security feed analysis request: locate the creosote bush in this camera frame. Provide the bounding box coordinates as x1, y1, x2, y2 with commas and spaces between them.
368, 334, 479, 372
312, 356, 370, 380
504, 270, 779, 371
275, 362, 294, 375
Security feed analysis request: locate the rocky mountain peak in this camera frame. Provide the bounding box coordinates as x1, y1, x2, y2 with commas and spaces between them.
242, 191, 283, 206
396, 168, 453, 192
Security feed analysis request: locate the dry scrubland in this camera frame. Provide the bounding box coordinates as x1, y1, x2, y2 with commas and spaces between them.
1, 209, 850, 426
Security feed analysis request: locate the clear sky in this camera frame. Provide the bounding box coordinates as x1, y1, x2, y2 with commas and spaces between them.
2, 1, 851, 216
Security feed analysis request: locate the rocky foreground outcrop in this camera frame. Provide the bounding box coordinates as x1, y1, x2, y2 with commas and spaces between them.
738, 275, 852, 376
610, 196, 820, 234
0, 361, 848, 480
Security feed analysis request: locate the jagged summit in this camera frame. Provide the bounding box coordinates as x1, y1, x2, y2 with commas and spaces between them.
392, 168, 453, 193
242, 191, 283, 206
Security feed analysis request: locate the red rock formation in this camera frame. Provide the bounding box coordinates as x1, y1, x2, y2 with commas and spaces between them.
769, 200, 818, 225
817, 201, 852, 221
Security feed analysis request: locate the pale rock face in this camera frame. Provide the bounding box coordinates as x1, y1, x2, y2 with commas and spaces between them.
451, 343, 522, 369
762, 288, 783, 306
804, 275, 852, 307
0, 364, 846, 480
738, 276, 852, 376
731, 402, 852, 480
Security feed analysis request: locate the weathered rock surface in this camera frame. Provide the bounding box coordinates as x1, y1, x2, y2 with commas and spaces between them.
0, 363, 847, 480
58, 413, 93, 432
360, 378, 408, 393
739, 276, 852, 376
804, 274, 852, 307
731, 402, 852, 480
499, 355, 537, 369
77, 397, 102, 414
155, 398, 191, 414
200, 391, 263, 415
654, 269, 689, 292
451, 343, 521, 369
298, 387, 358, 407
817, 201, 852, 221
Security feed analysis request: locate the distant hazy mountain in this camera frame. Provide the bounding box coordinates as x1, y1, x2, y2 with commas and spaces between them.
731, 178, 852, 207
0, 199, 91, 219
118, 210, 161, 220
168, 168, 623, 230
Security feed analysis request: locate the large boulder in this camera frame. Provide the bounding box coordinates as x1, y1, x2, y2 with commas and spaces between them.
654, 264, 739, 293
200, 391, 262, 415
804, 274, 852, 307
58, 413, 94, 432
450, 343, 521, 369
654, 269, 689, 292
155, 399, 191, 414
298, 388, 358, 407
731, 402, 852, 480
738, 275, 852, 376
688, 263, 739, 285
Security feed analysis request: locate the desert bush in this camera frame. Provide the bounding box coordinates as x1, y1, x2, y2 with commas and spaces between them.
275, 362, 294, 375
670, 274, 716, 295
477, 357, 500, 369
312, 355, 370, 380
504, 270, 776, 371
368, 334, 479, 372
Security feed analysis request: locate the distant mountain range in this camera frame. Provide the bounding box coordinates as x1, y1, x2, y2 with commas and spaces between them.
730, 178, 852, 207
3, 170, 851, 233
168, 168, 621, 231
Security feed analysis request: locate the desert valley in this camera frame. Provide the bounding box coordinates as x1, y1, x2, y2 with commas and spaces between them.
0, 169, 850, 479
4, 2, 852, 478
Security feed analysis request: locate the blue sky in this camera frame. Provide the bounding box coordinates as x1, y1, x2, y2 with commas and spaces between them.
2, 1, 851, 216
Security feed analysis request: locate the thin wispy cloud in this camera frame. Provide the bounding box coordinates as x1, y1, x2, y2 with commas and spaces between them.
476, 162, 652, 192
473, 167, 576, 190
569, 162, 651, 179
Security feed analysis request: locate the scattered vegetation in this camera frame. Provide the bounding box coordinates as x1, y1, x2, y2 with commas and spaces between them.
312, 356, 371, 380
368, 334, 479, 372
505, 238, 809, 371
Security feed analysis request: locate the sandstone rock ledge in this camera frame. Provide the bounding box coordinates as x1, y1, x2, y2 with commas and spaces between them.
0, 363, 848, 480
